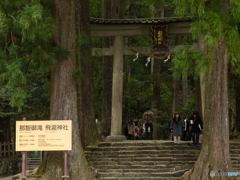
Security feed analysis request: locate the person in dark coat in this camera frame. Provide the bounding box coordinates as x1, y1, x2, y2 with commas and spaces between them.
169, 114, 174, 141
124, 123, 129, 140
183, 116, 191, 141
189, 111, 203, 146
170, 112, 184, 146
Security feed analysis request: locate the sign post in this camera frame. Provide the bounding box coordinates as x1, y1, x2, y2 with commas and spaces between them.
16, 118, 72, 179
20, 117, 27, 180
62, 117, 69, 180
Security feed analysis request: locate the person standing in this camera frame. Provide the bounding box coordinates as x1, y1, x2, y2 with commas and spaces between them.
128, 118, 135, 140
169, 114, 174, 141
190, 111, 203, 146
135, 122, 143, 140
143, 108, 154, 140
183, 116, 191, 141
170, 112, 184, 146
124, 123, 129, 140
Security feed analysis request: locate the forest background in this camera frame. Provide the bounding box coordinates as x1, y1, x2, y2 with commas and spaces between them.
0, 0, 239, 144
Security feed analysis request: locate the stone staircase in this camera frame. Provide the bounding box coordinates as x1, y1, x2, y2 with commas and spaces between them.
85, 140, 240, 180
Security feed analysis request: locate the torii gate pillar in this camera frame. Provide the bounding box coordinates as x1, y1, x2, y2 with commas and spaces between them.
105, 36, 127, 142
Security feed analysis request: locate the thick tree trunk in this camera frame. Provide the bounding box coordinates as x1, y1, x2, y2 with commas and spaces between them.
153, 59, 161, 140
37, 1, 95, 179
195, 77, 202, 117
182, 71, 188, 107
77, 0, 98, 147
183, 36, 234, 180
101, 0, 115, 137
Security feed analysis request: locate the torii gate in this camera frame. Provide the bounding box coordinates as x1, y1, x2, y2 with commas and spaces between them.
90, 17, 204, 142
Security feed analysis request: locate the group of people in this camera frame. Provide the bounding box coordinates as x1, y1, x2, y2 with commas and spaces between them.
124, 108, 154, 140
170, 111, 203, 146
124, 108, 203, 145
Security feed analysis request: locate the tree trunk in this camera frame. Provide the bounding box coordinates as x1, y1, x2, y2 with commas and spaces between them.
153, 59, 161, 140
171, 76, 179, 114
101, 0, 116, 137
235, 83, 240, 131
123, 37, 130, 125
183, 36, 234, 180
195, 77, 202, 118
152, 9, 164, 140
182, 71, 188, 107
118, 0, 126, 19
171, 35, 181, 114
77, 0, 98, 148
37, 1, 95, 179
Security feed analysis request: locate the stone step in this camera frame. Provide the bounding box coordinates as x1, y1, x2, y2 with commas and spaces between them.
87, 157, 199, 162
86, 154, 199, 158
98, 168, 176, 173
98, 177, 181, 180
88, 160, 197, 166
85, 150, 201, 155
85, 146, 202, 151
98, 170, 187, 178
91, 164, 193, 170
88, 157, 240, 162
97, 141, 240, 147
86, 140, 240, 180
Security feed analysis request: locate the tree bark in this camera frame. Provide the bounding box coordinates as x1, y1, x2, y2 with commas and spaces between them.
118, 0, 126, 19
183, 36, 234, 180
182, 71, 188, 107
171, 35, 181, 114
152, 9, 164, 140
77, 0, 98, 147
101, 0, 115, 137
195, 77, 202, 118
171, 76, 179, 114
37, 1, 95, 179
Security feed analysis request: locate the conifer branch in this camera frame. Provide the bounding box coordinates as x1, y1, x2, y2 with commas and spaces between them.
218, 2, 231, 9
5, 32, 10, 53
11, 31, 15, 45
1, 2, 8, 16
0, 25, 6, 29
9, 15, 16, 21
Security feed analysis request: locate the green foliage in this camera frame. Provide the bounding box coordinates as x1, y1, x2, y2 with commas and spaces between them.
72, 66, 82, 85
173, 0, 240, 76
0, 0, 61, 112
76, 33, 92, 61
170, 46, 205, 80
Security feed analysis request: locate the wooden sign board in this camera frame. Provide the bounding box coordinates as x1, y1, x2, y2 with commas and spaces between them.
16, 120, 72, 151
151, 25, 169, 51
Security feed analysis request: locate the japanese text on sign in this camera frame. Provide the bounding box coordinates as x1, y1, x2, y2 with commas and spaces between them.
158, 30, 163, 44
16, 120, 72, 151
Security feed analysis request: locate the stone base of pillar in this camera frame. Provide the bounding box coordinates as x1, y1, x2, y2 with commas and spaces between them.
105, 135, 127, 142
